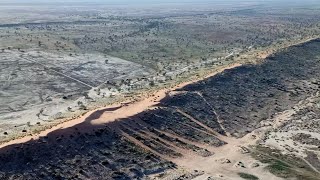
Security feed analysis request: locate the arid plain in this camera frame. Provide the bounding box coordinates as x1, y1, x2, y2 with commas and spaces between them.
0, 1, 320, 179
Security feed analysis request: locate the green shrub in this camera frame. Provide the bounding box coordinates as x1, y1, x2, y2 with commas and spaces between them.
238, 172, 259, 180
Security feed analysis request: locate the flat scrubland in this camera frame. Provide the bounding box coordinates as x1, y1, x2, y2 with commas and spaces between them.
1, 1, 320, 143
1, 1, 320, 180
1, 38, 320, 179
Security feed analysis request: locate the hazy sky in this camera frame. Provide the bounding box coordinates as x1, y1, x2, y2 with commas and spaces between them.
1, 0, 319, 6
0, 0, 247, 6
0, 0, 278, 4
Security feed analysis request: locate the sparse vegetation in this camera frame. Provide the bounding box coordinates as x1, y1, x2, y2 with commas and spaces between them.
1, 0, 320, 142
238, 172, 259, 180
251, 146, 320, 180
0, 1, 320, 180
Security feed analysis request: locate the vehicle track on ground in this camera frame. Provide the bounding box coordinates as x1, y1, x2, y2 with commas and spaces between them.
18, 55, 95, 88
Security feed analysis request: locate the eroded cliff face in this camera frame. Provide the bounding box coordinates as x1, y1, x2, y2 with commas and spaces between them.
1, 39, 320, 179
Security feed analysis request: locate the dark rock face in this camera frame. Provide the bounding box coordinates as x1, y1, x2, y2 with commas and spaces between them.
180, 39, 320, 137
0, 128, 173, 180
1, 39, 320, 179
161, 92, 226, 135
